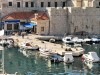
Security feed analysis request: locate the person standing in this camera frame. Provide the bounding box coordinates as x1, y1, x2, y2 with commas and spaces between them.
22, 34, 24, 38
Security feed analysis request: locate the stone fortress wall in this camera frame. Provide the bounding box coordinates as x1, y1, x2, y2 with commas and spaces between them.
47, 7, 100, 35
69, 7, 100, 34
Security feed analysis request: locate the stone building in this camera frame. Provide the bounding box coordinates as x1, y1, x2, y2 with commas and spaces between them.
0, 0, 100, 35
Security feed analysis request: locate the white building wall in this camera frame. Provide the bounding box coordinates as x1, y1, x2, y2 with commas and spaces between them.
37, 20, 49, 35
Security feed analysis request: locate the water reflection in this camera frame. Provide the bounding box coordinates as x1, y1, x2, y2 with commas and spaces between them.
83, 61, 100, 75
0, 44, 99, 75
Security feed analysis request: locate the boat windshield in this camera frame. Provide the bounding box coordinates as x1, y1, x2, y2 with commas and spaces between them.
67, 39, 71, 41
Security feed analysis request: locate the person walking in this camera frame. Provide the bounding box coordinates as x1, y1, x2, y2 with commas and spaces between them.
22, 34, 24, 38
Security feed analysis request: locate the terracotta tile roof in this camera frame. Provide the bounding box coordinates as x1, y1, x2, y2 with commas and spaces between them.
31, 11, 49, 20
2, 11, 49, 21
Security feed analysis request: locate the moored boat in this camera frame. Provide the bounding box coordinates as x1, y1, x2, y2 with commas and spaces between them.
91, 38, 99, 44
19, 42, 39, 50
83, 38, 92, 44
82, 52, 100, 63
39, 48, 53, 56
65, 45, 84, 56
50, 53, 63, 63
62, 36, 74, 45
0, 39, 14, 47
63, 52, 74, 64
72, 37, 84, 43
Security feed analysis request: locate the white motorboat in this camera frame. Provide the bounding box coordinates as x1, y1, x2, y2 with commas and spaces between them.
0, 39, 14, 45
63, 52, 74, 63
73, 44, 85, 53
82, 52, 100, 63
19, 42, 39, 50
83, 38, 92, 44
39, 48, 53, 56
50, 53, 63, 63
91, 38, 99, 43
65, 45, 84, 56
72, 37, 84, 43
62, 36, 74, 45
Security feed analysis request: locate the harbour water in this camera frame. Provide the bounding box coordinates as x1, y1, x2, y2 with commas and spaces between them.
0, 44, 100, 75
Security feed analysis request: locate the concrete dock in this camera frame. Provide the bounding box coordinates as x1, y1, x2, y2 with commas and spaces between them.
10, 34, 67, 55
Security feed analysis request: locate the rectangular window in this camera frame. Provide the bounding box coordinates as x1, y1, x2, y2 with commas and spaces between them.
25, 2, 28, 7
99, 2, 100, 6
62, 2, 66, 7
17, 2, 20, 7
9, 2, 12, 6
20, 22, 25, 25
31, 2, 34, 7
14, 23, 19, 30
7, 24, 12, 30
41, 27, 44, 31
55, 2, 57, 7
48, 2, 51, 7
41, 2, 44, 7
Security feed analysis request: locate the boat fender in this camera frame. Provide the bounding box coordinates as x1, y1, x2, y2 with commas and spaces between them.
81, 56, 85, 61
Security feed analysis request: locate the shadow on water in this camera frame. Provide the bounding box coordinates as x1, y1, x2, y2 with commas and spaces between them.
0, 43, 100, 75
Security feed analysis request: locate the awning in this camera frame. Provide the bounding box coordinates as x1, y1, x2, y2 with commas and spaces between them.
5, 20, 20, 23
0, 22, 4, 25
23, 22, 37, 28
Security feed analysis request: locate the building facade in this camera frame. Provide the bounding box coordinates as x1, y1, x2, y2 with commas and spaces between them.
0, 0, 100, 35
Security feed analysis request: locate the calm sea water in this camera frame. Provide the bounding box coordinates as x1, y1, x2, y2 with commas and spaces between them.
0, 44, 100, 75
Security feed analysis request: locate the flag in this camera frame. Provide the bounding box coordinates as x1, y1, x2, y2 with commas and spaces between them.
0, 29, 4, 36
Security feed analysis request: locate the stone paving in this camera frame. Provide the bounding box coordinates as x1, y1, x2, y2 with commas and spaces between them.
10, 34, 67, 55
